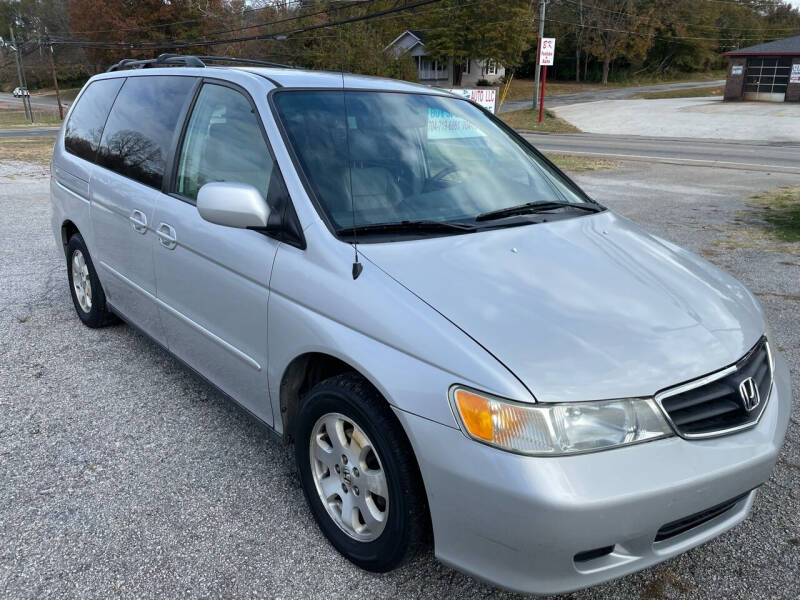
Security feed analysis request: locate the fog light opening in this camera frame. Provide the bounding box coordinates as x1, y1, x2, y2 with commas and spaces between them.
574, 545, 615, 563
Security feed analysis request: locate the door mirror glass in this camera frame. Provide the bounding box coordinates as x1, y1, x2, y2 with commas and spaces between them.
197, 182, 271, 229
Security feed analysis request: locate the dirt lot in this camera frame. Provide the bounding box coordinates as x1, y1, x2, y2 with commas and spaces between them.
1, 159, 798, 599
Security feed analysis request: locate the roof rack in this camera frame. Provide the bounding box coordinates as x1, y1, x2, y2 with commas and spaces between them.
106, 53, 292, 73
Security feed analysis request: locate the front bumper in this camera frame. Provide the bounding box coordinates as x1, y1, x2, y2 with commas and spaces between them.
395, 350, 792, 596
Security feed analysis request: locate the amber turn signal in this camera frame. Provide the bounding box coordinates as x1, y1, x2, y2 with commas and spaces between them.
454, 388, 494, 441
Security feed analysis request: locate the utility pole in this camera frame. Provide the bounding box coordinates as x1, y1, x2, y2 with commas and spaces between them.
47, 43, 64, 120
533, 0, 547, 109
10, 26, 33, 123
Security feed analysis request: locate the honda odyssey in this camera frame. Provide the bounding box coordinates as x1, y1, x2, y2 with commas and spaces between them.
50, 54, 791, 595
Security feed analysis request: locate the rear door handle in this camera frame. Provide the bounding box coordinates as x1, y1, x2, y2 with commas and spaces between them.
156, 223, 177, 250
129, 209, 147, 234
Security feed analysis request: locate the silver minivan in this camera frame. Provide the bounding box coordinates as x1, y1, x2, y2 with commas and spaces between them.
50, 55, 791, 595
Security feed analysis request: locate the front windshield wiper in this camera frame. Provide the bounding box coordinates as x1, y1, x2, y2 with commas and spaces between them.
337, 220, 477, 237
475, 201, 603, 222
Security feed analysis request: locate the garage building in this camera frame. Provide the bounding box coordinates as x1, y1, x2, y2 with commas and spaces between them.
723, 34, 800, 102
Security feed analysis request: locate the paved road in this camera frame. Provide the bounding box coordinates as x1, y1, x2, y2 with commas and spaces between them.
0, 127, 60, 138
0, 92, 67, 111
1, 159, 798, 599
525, 133, 800, 174
499, 79, 726, 113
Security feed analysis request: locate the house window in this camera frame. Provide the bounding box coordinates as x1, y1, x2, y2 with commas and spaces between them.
485, 59, 497, 75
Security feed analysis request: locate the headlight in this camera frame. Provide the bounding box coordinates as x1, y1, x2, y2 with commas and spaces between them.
450, 386, 673, 456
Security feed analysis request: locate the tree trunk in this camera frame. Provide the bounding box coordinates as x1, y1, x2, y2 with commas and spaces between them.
602, 58, 610, 84
453, 56, 462, 87
575, 46, 581, 83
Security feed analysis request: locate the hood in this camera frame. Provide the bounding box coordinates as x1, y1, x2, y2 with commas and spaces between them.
360, 211, 765, 403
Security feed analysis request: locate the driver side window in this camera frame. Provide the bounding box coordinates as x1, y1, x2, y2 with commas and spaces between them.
176, 83, 273, 202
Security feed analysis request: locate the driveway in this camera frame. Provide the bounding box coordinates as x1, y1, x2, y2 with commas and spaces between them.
551, 97, 800, 142
1, 160, 798, 599
498, 79, 725, 113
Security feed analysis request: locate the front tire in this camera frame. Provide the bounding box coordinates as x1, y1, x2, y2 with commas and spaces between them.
295, 373, 428, 572
65, 234, 117, 328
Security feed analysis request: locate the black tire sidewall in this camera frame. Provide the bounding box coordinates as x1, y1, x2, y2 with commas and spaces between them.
295, 381, 416, 572
65, 234, 110, 328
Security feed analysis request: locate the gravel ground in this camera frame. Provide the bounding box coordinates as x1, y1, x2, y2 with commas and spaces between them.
551, 97, 800, 142
1, 162, 798, 599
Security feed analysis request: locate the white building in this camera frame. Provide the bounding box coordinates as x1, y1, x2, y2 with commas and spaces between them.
384, 30, 505, 88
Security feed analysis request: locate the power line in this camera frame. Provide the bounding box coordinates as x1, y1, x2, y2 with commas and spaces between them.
53, 0, 305, 36
560, 0, 800, 33
544, 15, 787, 43
49, 0, 447, 51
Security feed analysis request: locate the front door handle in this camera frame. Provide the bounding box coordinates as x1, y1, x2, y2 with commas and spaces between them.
129, 209, 147, 234
156, 223, 177, 250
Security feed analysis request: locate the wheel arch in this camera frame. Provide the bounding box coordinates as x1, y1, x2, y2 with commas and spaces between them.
279, 352, 368, 442
60, 219, 80, 252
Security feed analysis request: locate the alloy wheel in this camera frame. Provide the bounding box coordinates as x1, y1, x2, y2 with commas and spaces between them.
71, 249, 92, 313
309, 412, 389, 542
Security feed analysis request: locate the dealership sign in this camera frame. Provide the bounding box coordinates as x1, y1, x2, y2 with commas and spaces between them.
447, 88, 497, 113
731, 65, 743, 76
539, 38, 556, 66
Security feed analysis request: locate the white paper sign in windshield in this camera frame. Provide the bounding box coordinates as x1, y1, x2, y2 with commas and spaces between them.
447, 88, 497, 113
427, 108, 487, 140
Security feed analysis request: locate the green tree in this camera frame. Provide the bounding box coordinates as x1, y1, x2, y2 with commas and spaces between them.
418, 0, 535, 82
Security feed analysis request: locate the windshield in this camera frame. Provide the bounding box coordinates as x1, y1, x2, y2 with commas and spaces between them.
273, 90, 598, 236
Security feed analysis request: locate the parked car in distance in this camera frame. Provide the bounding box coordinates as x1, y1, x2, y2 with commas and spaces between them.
50, 54, 791, 596
12, 86, 29, 97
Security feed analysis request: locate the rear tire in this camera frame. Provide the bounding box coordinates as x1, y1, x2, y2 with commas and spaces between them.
65, 233, 117, 328
294, 372, 428, 572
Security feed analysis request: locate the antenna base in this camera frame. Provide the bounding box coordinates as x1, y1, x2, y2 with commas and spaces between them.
352, 262, 363, 280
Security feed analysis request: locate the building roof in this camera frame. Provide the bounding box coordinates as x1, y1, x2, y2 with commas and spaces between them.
724, 34, 800, 56
408, 30, 426, 43
383, 29, 426, 53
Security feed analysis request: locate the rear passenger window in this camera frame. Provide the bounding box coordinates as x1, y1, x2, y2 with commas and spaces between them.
96, 76, 195, 189
64, 78, 124, 162
176, 83, 273, 201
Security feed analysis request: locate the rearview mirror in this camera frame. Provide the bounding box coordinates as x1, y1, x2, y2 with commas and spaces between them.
197, 182, 271, 229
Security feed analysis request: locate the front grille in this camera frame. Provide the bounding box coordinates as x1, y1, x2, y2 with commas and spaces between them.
657, 337, 772, 438
655, 492, 750, 542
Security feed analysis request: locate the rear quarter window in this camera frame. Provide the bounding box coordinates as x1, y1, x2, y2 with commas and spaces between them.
64, 78, 124, 162
95, 76, 196, 189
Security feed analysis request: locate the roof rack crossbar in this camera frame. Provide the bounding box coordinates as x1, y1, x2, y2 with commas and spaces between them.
106, 53, 292, 73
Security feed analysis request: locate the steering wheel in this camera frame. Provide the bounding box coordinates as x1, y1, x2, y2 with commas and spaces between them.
430, 165, 461, 184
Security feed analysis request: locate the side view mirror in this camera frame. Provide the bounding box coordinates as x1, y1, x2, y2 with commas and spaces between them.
197, 182, 271, 229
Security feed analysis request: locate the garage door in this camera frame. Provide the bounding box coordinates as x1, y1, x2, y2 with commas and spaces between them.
744, 56, 790, 101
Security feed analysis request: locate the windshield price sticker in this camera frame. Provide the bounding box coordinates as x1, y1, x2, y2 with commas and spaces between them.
427, 108, 486, 140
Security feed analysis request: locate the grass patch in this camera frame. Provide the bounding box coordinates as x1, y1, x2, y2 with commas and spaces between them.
499, 108, 580, 133
0, 136, 56, 165
544, 153, 620, 173
633, 85, 723, 99
501, 79, 609, 102
34, 87, 81, 102
713, 185, 800, 256
749, 186, 800, 243
0, 110, 62, 128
